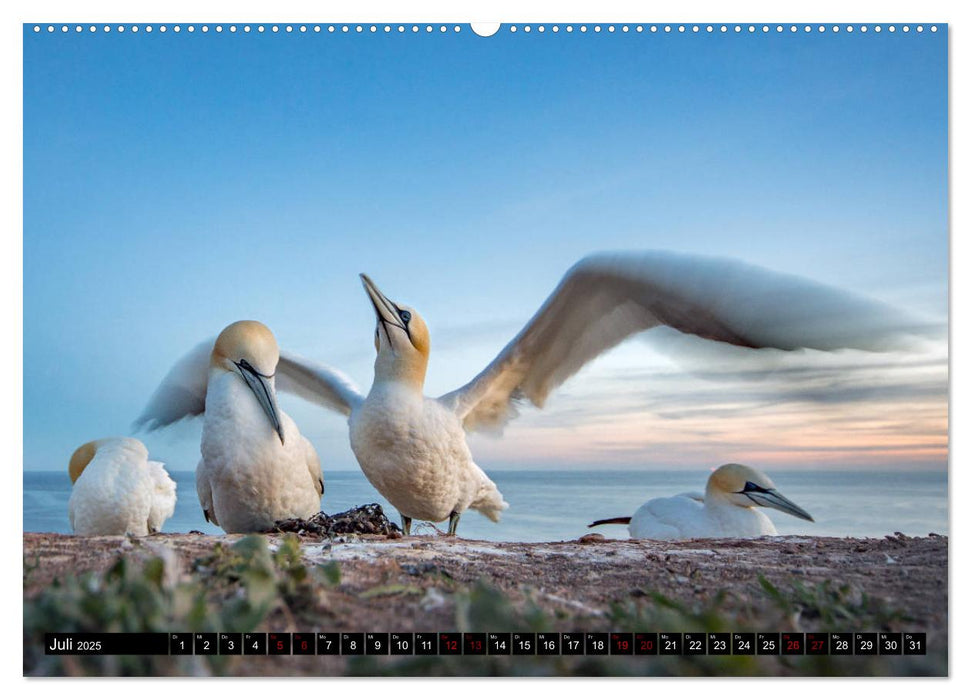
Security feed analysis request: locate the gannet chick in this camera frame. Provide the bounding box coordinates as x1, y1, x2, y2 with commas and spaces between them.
138, 252, 920, 536
67, 437, 177, 536
589, 463, 814, 539
197, 321, 324, 533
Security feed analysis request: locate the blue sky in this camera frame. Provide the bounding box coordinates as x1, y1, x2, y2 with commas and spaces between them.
23, 24, 948, 473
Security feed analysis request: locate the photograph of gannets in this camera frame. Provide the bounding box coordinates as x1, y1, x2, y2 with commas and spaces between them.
22, 19, 947, 677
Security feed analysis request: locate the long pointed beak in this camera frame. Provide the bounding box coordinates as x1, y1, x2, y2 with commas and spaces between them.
236, 360, 285, 445
360, 273, 404, 329
748, 489, 814, 522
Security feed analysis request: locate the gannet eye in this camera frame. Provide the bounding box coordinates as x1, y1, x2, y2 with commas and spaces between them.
400, 310, 412, 324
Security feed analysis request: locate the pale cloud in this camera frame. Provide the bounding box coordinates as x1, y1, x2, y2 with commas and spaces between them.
465, 335, 948, 471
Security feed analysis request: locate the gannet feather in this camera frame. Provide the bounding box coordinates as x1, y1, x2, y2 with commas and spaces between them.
439, 251, 915, 432
134, 340, 213, 429
276, 351, 365, 417
136, 343, 364, 429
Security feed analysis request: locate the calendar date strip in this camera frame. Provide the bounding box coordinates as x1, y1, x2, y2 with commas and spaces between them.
45, 631, 926, 656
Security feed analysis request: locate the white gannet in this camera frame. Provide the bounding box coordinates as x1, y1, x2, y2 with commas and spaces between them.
67, 437, 177, 536
140, 321, 324, 533
589, 463, 814, 539
136, 251, 916, 536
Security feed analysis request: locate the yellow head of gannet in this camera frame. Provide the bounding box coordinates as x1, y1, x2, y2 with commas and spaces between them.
706, 463, 814, 521
210, 320, 285, 444
361, 274, 430, 391
68, 439, 101, 484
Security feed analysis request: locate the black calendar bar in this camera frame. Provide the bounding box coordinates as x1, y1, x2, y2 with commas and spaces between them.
42, 631, 929, 656
44, 633, 169, 655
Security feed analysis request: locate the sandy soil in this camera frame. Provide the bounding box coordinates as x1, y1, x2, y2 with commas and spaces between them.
23, 530, 948, 676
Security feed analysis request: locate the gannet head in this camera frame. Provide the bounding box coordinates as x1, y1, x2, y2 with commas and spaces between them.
210, 320, 285, 444
68, 437, 148, 483
360, 273, 430, 390
68, 440, 99, 484
707, 463, 814, 522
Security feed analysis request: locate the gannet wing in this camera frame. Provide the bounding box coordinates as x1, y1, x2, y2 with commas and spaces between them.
195, 458, 216, 525
630, 494, 706, 540
136, 340, 364, 429
302, 436, 325, 497
276, 352, 365, 417
134, 340, 213, 429
439, 251, 917, 432
678, 492, 706, 503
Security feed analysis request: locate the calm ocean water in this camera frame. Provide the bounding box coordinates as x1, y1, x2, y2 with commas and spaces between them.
24, 469, 948, 542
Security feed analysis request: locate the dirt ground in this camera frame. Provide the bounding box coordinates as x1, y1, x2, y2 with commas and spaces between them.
23, 530, 948, 676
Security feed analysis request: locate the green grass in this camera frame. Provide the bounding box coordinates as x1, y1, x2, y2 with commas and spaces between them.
23, 534, 336, 675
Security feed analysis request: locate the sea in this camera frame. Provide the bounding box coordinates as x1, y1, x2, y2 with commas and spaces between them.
23, 469, 948, 542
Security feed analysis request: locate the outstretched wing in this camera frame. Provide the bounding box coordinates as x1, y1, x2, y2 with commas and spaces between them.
135, 341, 364, 431
438, 251, 919, 433
276, 352, 365, 417
134, 340, 214, 430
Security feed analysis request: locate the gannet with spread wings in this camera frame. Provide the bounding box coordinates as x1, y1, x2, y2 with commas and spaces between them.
139, 320, 324, 533
137, 251, 916, 536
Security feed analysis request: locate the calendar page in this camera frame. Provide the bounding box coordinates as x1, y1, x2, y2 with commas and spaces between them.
22, 11, 948, 679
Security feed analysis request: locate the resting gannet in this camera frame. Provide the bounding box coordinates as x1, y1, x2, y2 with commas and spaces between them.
137, 251, 917, 536
139, 321, 324, 533
589, 463, 813, 539
67, 437, 177, 536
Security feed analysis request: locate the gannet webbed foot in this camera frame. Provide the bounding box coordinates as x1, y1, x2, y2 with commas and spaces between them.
447, 511, 461, 536
401, 515, 412, 536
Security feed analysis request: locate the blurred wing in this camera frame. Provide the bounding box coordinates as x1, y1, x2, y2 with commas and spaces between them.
439, 251, 918, 432
276, 352, 365, 417
134, 339, 214, 430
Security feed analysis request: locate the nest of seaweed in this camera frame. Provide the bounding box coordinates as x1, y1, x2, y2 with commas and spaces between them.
272, 503, 403, 538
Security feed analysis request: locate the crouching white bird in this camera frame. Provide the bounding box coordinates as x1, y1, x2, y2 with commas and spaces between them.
589, 463, 814, 539
137, 320, 323, 533
136, 251, 919, 536
67, 437, 177, 536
